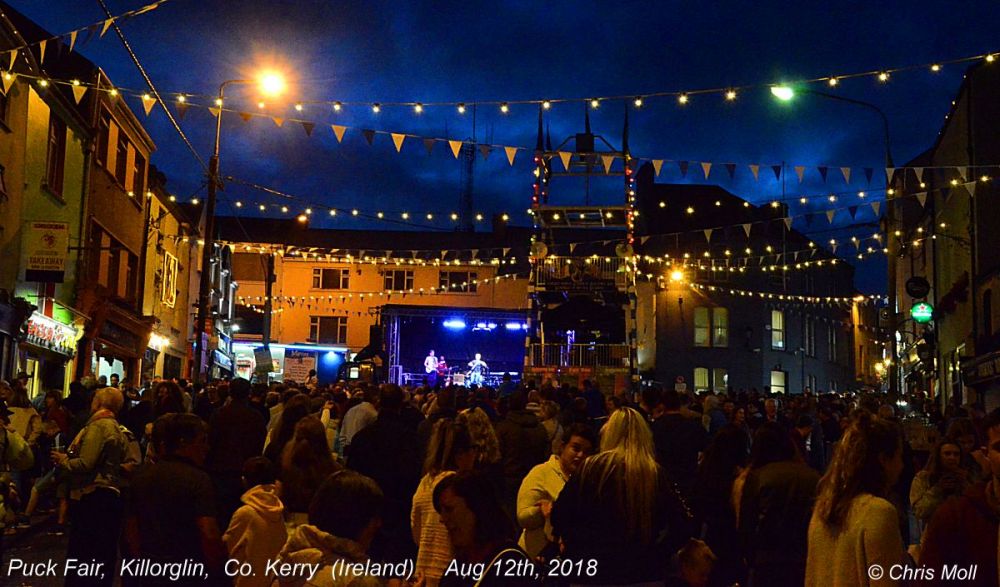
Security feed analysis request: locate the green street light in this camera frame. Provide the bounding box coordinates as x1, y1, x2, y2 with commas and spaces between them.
771, 86, 795, 101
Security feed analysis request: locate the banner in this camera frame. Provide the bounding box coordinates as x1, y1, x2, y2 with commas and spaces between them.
24, 221, 69, 282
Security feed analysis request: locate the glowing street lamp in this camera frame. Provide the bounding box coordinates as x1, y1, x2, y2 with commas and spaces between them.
770, 85, 795, 101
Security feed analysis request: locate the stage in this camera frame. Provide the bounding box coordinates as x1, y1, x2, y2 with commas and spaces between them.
380, 305, 529, 387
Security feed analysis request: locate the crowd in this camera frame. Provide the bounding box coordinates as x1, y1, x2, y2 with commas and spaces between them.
0, 371, 998, 587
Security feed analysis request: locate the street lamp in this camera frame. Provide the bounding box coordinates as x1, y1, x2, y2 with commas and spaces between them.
193, 71, 286, 382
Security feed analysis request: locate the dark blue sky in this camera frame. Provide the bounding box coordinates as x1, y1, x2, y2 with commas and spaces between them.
17, 0, 1000, 292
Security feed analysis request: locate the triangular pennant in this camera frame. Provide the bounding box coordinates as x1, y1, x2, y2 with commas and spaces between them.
678, 161, 689, 177
332, 125, 347, 143
391, 133, 406, 152
301, 122, 315, 137
916, 192, 927, 208
783, 217, 793, 231
724, 163, 736, 179
959, 167, 969, 181
701, 162, 712, 179
652, 159, 664, 176
831, 243, 838, 254
602, 155, 615, 174
71, 85, 87, 104
362, 129, 376, 145
794, 166, 805, 183
101, 18, 115, 38
741, 223, 752, 238
885, 167, 895, 183
479, 144, 492, 160
771, 165, 782, 180
175, 101, 189, 119
141, 95, 155, 116
559, 151, 572, 171
502, 248, 511, 256
914, 167, 924, 183
871, 201, 881, 217
826, 210, 836, 224
37, 39, 46, 64
569, 243, 577, 253
818, 166, 828, 182
640, 236, 650, 245
704, 229, 713, 242
504, 146, 517, 166
864, 168, 874, 184
749, 164, 760, 181
841, 167, 851, 183
848, 205, 858, 220
424, 139, 436, 155
238, 111, 252, 123
967, 181, 977, 198
7, 50, 16, 70
209, 107, 221, 118
794, 251, 801, 261
272, 117, 285, 128
0, 72, 14, 95
449, 140, 463, 158
69, 31, 78, 52
82, 25, 98, 47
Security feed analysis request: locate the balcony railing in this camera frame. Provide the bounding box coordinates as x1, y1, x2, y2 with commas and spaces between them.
534, 257, 626, 289
528, 343, 631, 368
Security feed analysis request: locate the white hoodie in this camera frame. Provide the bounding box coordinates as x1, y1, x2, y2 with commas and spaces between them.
224, 484, 287, 587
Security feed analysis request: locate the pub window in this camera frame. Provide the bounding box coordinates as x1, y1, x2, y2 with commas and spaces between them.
439, 271, 478, 293
309, 316, 348, 344
694, 367, 709, 392
770, 370, 787, 394
96, 111, 111, 166
771, 310, 785, 350
384, 269, 414, 291
312, 268, 350, 290
45, 114, 67, 196
132, 151, 146, 198
712, 368, 728, 393
694, 307, 728, 348
114, 133, 128, 186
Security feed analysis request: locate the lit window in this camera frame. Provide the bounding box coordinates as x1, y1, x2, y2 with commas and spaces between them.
771, 310, 785, 349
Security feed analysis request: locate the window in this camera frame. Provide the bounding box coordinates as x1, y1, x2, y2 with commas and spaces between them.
440, 271, 478, 293
694, 367, 709, 391
770, 370, 787, 394
384, 269, 414, 291
771, 310, 785, 349
115, 133, 129, 186
312, 268, 350, 290
45, 114, 67, 196
125, 253, 138, 301
0, 91, 9, 127
161, 252, 178, 307
96, 111, 111, 166
712, 368, 728, 393
828, 325, 838, 362
984, 290, 993, 336
309, 316, 347, 344
132, 151, 146, 197
805, 316, 816, 357
830, 380, 838, 393
694, 307, 728, 348
807, 374, 817, 393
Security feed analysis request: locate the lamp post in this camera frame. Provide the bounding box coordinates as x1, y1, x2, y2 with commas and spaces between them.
193, 73, 285, 382
771, 85, 898, 396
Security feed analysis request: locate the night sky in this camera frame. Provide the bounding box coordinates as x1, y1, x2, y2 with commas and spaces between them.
15, 0, 1000, 293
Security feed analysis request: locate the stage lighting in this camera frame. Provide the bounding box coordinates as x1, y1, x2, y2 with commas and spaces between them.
505, 322, 527, 330
443, 319, 467, 330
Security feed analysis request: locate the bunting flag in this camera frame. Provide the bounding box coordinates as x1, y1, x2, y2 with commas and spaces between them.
818, 166, 828, 182
0, 72, 14, 95
569, 243, 577, 253
704, 229, 713, 243
100, 18, 115, 38
864, 168, 874, 184
701, 162, 712, 179
640, 236, 650, 245
140, 94, 155, 115
960, 167, 969, 181
175, 101, 190, 120
71, 84, 87, 104
771, 165, 782, 180
301, 122, 315, 137
678, 160, 689, 177
848, 205, 858, 220
38, 39, 46, 63
559, 151, 572, 171
795, 166, 805, 183
479, 144, 492, 160
831, 242, 838, 254
208, 107, 221, 118
916, 192, 927, 207
652, 159, 664, 176
361, 129, 375, 145
391, 133, 406, 152
871, 201, 881, 216
7, 50, 15, 70
332, 125, 347, 143
967, 181, 977, 197
502, 248, 511, 257
68, 31, 77, 52
885, 167, 895, 183
724, 163, 736, 179
602, 155, 615, 174
272, 117, 284, 128
749, 164, 760, 181
238, 112, 252, 122
741, 223, 752, 238
505, 146, 517, 166
783, 217, 793, 231
826, 210, 836, 223
841, 167, 851, 183
914, 167, 925, 183
424, 139, 436, 155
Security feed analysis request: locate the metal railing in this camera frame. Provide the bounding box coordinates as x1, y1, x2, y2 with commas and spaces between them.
528, 343, 631, 367
534, 256, 627, 288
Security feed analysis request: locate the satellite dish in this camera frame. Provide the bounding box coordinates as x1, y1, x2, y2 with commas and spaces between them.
615, 243, 633, 258
530, 241, 548, 259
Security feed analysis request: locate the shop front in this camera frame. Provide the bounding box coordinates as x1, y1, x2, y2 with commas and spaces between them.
142, 332, 186, 383
0, 291, 35, 382
233, 342, 347, 385
961, 349, 1000, 412
80, 303, 154, 388
19, 311, 79, 397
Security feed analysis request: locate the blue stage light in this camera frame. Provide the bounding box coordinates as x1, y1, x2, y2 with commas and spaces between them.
505, 322, 527, 331
443, 319, 467, 330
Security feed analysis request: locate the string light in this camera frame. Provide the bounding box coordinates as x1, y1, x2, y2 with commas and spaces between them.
294, 103, 303, 112
372, 103, 381, 113
377, 212, 384, 218
177, 95, 186, 103
234, 201, 242, 208
542, 100, 551, 110
988, 54, 996, 63
633, 96, 643, 107
329, 209, 337, 216
931, 64, 941, 72
500, 102, 509, 114
677, 94, 689, 105
414, 103, 423, 114
878, 71, 890, 82
281, 206, 289, 213
191, 198, 200, 205
827, 77, 839, 86
590, 98, 600, 109
457, 103, 466, 114
725, 89, 737, 101
333, 102, 342, 112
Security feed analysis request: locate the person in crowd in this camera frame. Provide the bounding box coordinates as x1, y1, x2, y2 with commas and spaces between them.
208, 377, 267, 529
495, 391, 550, 515
552, 407, 694, 585
692, 424, 749, 587
759, 398, 788, 428
52, 387, 129, 587
789, 414, 814, 464
22, 419, 68, 525
263, 393, 311, 464
805, 411, 906, 587
193, 382, 228, 423
702, 395, 727, 436
516, 423, 596, 559
739, 422, 820, 586
580, 379, 606, 420
42, 389, 71, 436
653, 390, 710, 500
418, 387, 458, 457
909, 438, 968, 532
0, 398, 34, 562
280, 417, 340, 530
347, 384, 422, 560
945, 417, 987, 482
668, 539, 717, 587
248, 384, 271, 426
125, 413, 226, 584
412, 420, 476, 587
223, 457, 287, 587
337, 385, 378, 457
275, 470, 384, 587
537, 401, 564, 455
434, 470, 534, 587
4, 381, 40, 507
267, 387, 292, 434
919, 408, 1000, 586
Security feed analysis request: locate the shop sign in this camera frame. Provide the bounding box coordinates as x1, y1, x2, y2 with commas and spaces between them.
284, 351, 317, 383
23, 222, 69, 283
99, 319, 142, 353
962, 350, 1000, 386
26, 311, 77, 356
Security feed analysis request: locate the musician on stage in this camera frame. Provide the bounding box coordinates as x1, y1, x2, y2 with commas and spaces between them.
467, 353, 488, 387
437, 355, 449, 385
424, 350, 439, 387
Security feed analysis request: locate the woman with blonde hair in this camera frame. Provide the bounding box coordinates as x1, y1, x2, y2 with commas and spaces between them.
552, 407, 693, 584
805, 411, 907, 586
